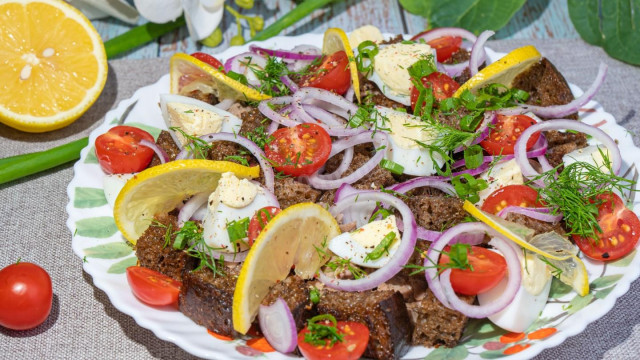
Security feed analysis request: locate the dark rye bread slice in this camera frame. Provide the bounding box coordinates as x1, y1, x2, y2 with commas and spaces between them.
405, 194, 467, 232
317, 290, 412, 360
261, 275, 315, 331
274, 177, 322, 209
135, 212, 196, 282
149, 130, 181, 167
512, 58, 575, 114
179, 264, 242, 337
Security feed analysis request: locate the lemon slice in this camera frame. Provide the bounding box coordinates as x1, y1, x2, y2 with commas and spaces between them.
113, 160, 259, 244
464, 200, 589, 296
233, 203, 340, 334
323, 28, 361, 103
453, 45, 541, 97
170, 53, 271, 102
0, 0, 108, 133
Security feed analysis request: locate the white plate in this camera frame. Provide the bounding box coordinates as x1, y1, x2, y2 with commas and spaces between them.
66, 34, 640, 360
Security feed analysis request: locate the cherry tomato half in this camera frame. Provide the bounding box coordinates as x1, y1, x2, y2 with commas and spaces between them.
297, 320, 370, 360
190, 52, 224, 70
95, 126, 155, 174
126, 266, 182, 306
0, 262, 53, 330
573, 192, 640, 261
439, 246, 507, 295
481, 185, 544, 215
410, 72, 460, 112
265, 123, 332, 177
480, 114, 540, 156
248, 206, 281, 246
298, 51, 351, 95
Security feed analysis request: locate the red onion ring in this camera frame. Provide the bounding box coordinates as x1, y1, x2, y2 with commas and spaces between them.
258, 298, 298, 353
411, 27, 478, 43
317, 147, 354, 181
440, 62, 469, 78
280, 75, 299, 93
320, 191, 417, 291
214, 98, 234, 111
306, 131, 388, 190
250, 44, 321, 61
302, 104, 347, 127
139, 139, 169, 164
258, 96, 300, 128
223, 52, 267, 87
389, 177, 456, 196
514, 119, 622, 183
499, 63, 607, 119
293, 87, 359, 116
469, 30, 493, 76
439, 236, 521, 318
497, 206, 563, 223
178, 192, 209, 228
344, 86, 355, 102
176, 132, 275, 193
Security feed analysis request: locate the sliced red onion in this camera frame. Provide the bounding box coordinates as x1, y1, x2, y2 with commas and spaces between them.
258, 96, 300, 128
209, 249, 248, 263
497, 206, 563, 223
344, 86, 355, 102
514, 119, 622, 182
191, 204, 207, 221
440, 61, 469, 78
266, 120, 279, 134
537, 154, 556, 174
302, 104, 346, 127
293, 87, 358, 116
215, 98, 234, 111
469, 30, 493, 76
250, 45, 321, 61
223, 52, 267, 87
258, 298, 298, 353
178, 192, 209, 228
412, 27, 478, 43
317, 147, 354, 181
439, 236, 521, 318
306, 131, 388, 190
139, 139, 169, 164
389, 177, 456, 196
333, 183, 362, 203
176, 132, 275, 192
500, 63, 607, 118
454, 111, 497, 153
280, 75, 299, 93
319, 191, 417, 291
451, 134, 548, 169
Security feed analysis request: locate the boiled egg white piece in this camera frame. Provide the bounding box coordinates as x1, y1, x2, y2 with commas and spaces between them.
374, 106, 444, 176
202, 172, 278, 253
562, 145, 611, 173
328, 215, 401, 268
103, 173, 135, 209
367, 42, 435, 106
477, 158, 524, 204
477, 250, 552, 333
159, 94, 242, 147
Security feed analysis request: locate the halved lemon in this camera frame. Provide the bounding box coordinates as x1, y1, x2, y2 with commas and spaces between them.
113, 160, 259, 244
323, 28, 361, 103
170, 53, 271, 102
464, 200, 589, 296
453, 45, 541, 97
0, 0, 108, 133
232, 203, 340, 334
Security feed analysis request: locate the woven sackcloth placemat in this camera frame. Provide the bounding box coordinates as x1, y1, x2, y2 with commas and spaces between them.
1, 38, 639, 359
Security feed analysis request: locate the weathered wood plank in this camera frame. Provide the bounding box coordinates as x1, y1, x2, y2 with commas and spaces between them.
402, 0, 579, 39
91, 17, 159, 59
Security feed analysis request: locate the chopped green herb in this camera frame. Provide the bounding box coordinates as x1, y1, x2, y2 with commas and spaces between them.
224, 155, 250, 166
364, 232, 396, 262
325, 258, 366, 279
309, 287, 321, 304
463, 145, 484, 170
405, 243, 474, 276
380, 158, 404, 175
304, 314, 344, 347
227, 217, 250, 252
451, 173, 488, 203
170, 127, 212, 159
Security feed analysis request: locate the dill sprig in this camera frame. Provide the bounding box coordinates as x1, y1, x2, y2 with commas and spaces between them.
405, 243, 474, 276
245, 55, 290, 96
245, 125, 274, 148
325, 258, 366, 279
532, 153, 635, 240
170, 126, 212, 159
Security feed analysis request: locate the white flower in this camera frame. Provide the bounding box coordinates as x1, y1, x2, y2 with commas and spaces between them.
66, 0, 139, 24
133, 0, 225, 41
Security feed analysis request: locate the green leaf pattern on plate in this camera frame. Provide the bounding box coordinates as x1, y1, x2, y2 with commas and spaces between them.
84, 146, 98, 164
107, 256, 138, 274
424, 346, 469, 360
75, 216, 118, 238
590, 274, 624, 290
74, 187, 107, 208
126, 122, 162, 140
84, 242, 133, 259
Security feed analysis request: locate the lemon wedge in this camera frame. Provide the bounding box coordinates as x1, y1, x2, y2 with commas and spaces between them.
233, 203, 340, 334
464, 200, 589, 296
0, 0, 108, 133
323, 28, 361, 103
113, 160, 259, 244
453, 45, 541, 97
169, 53, 271, 102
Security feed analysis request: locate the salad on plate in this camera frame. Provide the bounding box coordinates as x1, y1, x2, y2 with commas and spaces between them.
76, 26, 640, 359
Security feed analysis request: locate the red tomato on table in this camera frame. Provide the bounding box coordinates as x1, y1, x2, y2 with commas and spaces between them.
410, 31, 462, 63
439, 246, 507, 295
95, 126, 155, 174
264, 123, 332, 177
480, 114, 540, 156
190, 52, 224, 70
573, 192, 640, 261
297, 320, 369, 360
298, 51, 351, 95
126, 266, 182, 306
0, 262, 52, 330
410, 72, 460, 111
248, 206, 281, 245
481, 185, 544, 215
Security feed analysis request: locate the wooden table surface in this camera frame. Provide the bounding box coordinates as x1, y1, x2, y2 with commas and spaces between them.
92, 0, 580, 60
